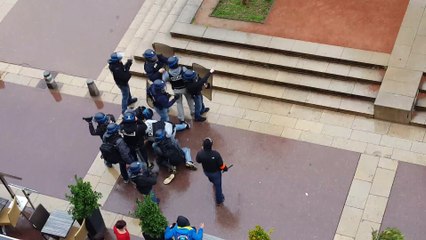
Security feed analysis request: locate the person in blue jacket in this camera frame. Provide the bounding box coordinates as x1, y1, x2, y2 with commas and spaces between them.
164, 216, 204, 240
147, 79, 179, 121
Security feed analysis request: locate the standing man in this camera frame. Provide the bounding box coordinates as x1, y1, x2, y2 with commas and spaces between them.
143, 49, 168, 82
102, 123, 136, 183
147, 79, 179, 122
196, 138, 228, 206
83, 112, 116, 167
120, 111, 149, 165
108, 52, 138, 114
182, 69, 214, 122
162, 56, 194, 125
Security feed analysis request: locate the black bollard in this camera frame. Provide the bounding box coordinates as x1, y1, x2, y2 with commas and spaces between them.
86, 79, 100, 97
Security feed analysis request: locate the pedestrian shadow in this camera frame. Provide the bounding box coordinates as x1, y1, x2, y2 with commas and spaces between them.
215, 203, 240, 229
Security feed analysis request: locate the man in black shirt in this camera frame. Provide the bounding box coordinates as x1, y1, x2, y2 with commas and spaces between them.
196, 138, 228, 206
108, 52, 138, 114
83, 112, 116, 167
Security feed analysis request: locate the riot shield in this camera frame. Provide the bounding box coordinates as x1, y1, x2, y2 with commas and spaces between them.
152, 42, 175, 58
146, 80, 154, 108
192, 63, 213, 101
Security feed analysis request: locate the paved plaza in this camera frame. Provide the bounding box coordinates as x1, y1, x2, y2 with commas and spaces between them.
1, 0, 426, 239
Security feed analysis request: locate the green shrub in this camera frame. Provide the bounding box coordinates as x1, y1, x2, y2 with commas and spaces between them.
372, 227, 404, 240
66, 175, 102, 221
134, 196, 168, 238
248, 225, 273, 240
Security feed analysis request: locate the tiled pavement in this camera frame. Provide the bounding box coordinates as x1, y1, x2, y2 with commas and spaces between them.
1, 0, 426, 239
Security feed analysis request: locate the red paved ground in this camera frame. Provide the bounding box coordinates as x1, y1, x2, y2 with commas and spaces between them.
194, 0, 409, 53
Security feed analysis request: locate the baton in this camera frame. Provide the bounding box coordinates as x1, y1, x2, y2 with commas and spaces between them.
222, 164, 233, 173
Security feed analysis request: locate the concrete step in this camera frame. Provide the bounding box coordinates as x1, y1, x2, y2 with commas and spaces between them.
415, 92, 426, 111
169, 22, 390, 67
411, 111, 426, 126
130, 61, 374, 116
135, 39, 385, 84
132, 53, 379, 101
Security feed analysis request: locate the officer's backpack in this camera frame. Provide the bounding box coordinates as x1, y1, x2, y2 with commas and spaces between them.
99, 139, 121, 164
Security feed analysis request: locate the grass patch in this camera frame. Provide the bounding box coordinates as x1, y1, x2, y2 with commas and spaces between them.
211, 0, 274, 23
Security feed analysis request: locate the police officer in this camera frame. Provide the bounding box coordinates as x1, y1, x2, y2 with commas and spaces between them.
196, 138, 228, 206
147, 79, 179, 122
152, 129, 197, 184
83, 112, 116, 167
162, 56, 194, 124
143, 49, 168, 82
108, 52, 138, 114
182, 69, 214, 122
102, 123, 136, 183
120, 111, 149, 165
128, 161, 159, 203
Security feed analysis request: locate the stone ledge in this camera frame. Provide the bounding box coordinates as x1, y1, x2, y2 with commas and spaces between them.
374, 92, 414, 123
170, 22, 390, 67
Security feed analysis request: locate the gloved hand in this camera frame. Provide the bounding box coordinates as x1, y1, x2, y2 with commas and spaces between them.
222, 165, 228, 172
204, 83, 211, 89
82, 116, 93, 123
173, 94, 180, 100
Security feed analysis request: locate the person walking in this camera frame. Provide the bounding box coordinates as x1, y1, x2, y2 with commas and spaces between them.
164, 216, 204, 240
108, 52, 138, 113
196, 138, 228, 206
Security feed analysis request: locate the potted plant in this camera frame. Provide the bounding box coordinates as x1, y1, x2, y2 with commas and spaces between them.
248, 225, 273, 240
372, 227, 404, 240
134, 195, 168, 240
66, 175, 106, 239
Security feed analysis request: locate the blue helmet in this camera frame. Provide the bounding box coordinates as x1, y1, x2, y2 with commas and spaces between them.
142, 108, 153, 120
167, 56, 179, 68
123, 111, 136, 123
129, 161, 142, 175
94, 112, 108, 124
106, 123, 120, 134
154, 129, 166, 142
143, 49, 157, 61
109, 52, 123, 63
153, 79, 165, 91
182, 69, 197, 82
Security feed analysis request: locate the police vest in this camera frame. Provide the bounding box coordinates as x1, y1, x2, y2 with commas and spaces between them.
168, 68, 185, 90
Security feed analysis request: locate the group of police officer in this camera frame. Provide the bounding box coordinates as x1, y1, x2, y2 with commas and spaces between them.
84, 49, 229, 210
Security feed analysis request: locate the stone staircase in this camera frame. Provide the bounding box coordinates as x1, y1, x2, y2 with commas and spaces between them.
130, 22, 390, 117
411, 74, 426, 126
126, 0, 426, 125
